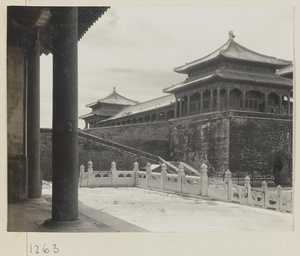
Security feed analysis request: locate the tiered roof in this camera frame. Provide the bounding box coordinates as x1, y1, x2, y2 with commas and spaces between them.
86, 87, 139, 108
164, 32, 292, 94
174, 36, 291, 74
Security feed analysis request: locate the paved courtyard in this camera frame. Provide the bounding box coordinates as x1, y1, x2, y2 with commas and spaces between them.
43, 184, 293, 232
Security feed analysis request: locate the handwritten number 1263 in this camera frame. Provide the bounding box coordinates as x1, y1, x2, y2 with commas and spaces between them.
29, 244, 59, 254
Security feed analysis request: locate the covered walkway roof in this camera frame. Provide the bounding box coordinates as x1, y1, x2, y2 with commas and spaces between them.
8, 6, 109, 55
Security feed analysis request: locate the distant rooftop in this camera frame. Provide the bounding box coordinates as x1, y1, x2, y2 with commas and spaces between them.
86, 87, 139, 108
103, 94, 175, 121
174, 31, 292, 74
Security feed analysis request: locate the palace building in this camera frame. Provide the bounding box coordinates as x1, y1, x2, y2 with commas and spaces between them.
84, 31, 292, 128
81, 31, 293, 185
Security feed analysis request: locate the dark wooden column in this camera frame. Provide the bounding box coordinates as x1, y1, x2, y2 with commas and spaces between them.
174, 96, 178, 118
179, 97, 182, 117
51, 7, 79, 221
242, 86, 246, 110
227, 87, 230, 110
265, 90, 268, 113
216, 86, 220, 111
210, 88, 213, 112
200, 90, 203, 113
279, 92, 282, 114
27, 32, 41, 198
288, 93, 291, 115
187, 94, 190, 116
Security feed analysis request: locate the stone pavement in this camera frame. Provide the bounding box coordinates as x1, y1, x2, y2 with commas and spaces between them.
76, 187, 293, 232
7, 196, 148, 232
7, 186, 293, 232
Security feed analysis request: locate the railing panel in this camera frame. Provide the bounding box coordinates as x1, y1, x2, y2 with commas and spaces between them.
265, 191, 280, 210
115, 171, 135, 186
182, 176, 201, 195
250, 188, 264, 207
231, 185, 248, 204
164, 174, 180, 192
92, 171, 112, 187
208, 178, 227, 201
136, 171, 147, 187
280, 191, 293, 212
149, 173, 161, 189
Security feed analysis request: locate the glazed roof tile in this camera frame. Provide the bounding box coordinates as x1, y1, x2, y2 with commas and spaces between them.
174, 39, 291, 74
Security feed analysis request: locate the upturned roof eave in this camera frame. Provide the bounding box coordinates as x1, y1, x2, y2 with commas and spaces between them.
164, 74, 218, 93
164, 72, 292, 94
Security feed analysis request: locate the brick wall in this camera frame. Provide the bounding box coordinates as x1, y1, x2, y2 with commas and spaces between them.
83, 121, 171, 159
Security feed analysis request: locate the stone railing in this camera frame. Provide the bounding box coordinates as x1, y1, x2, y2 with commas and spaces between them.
79, 161, 292, 213
79, 161, 135, 187
231, 177, 292, 212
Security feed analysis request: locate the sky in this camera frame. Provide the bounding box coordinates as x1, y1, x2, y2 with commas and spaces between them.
39, 6, 293, 129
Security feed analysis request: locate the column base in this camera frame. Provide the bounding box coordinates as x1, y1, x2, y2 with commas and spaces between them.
43, 218, 81, 227
39, 218, 101, 232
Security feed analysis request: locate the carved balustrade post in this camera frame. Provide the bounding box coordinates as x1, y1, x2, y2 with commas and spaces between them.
244, 176, 251, 205
146, 163, 152, 188
111, 161, 117, 186
178, 164, 185, 192
200, 163, 208, 196
161, 163, 167, 190
225, 169, 232, 201
79, 165, 85, 187
261, 180, 268, 208
277, 185, 282, 211
87, 161, 93, 187
133, 162, 139, 186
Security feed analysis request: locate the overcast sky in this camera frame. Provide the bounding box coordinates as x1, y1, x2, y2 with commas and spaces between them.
39, 6, 293, 129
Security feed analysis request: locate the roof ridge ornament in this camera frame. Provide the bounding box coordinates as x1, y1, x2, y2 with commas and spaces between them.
228, 30, 235, 41
113, 86, 116, 92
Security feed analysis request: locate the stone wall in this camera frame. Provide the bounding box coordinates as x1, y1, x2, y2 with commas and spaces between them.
41, 111, 293, 183
229, 116, 293, 179
82, 121, 171, 159
170, 112, 230, 177
169, 111, 292, 180
40, 129, 158, 181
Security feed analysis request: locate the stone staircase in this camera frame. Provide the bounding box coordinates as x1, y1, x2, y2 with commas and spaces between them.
78, 131, 200, 176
